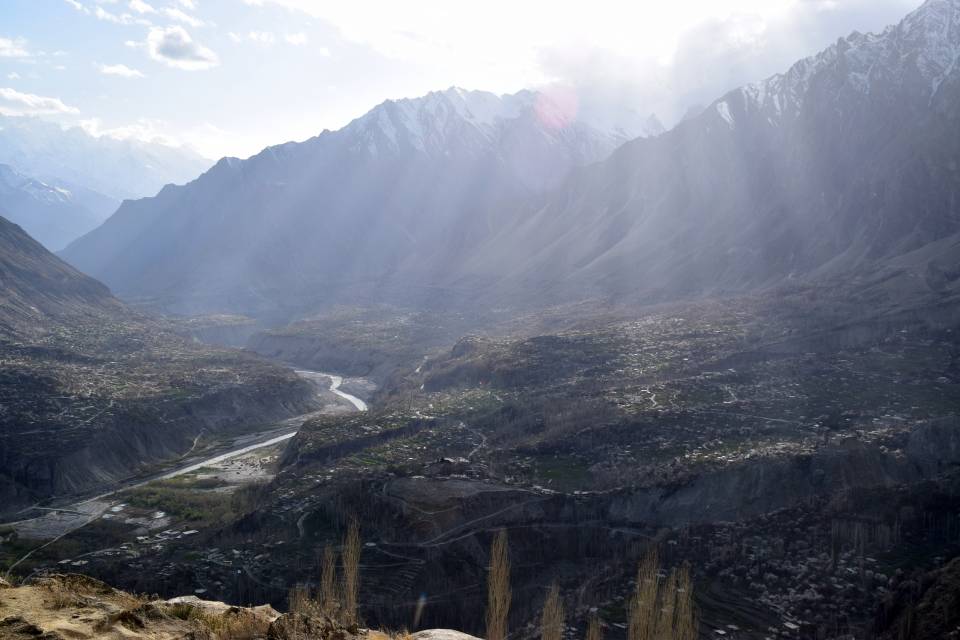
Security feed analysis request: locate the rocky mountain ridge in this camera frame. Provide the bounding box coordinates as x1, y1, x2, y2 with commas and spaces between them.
58, 86, 664, 316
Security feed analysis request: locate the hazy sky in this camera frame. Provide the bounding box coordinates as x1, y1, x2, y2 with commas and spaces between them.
0, 0, 918, 159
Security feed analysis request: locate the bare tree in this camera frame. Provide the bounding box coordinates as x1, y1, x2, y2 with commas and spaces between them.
342, 521, 361, 626
541, 582, 564, 640
671, 565, 697, 640
628, 550, 659, 640
652, 570, 677, 640
628, 550, 697, 640
586, 614, 603, 640
319, 544, 339, 615
486, 529, 511, 640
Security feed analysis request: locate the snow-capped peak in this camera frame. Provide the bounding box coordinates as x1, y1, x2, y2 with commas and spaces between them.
720, 0, 960, 127
343, 86, 661, 160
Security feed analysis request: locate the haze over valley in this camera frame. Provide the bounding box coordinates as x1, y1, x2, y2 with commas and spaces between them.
1, 1, 960, 639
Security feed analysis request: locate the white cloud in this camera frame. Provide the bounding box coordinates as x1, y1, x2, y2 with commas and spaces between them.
248, 31, 275, 45
0, 87, 79, 115
242, 0, 915, 110
94, 5, 151, 25
284, 32, 310, 46
98, 62, 145, 77
128, 0, 156, 13
232, 31, 305, 46
163, 7, 204, 27
63, 0, 89, 12
536, 0, 916, 125
79, 116, 178, 145
0, 37, 30, 59
176, 0, 196, 8
79, 116, 218, 157
7, 72, 20, 80
146, 25, 219, 70
284, 32, 308, 46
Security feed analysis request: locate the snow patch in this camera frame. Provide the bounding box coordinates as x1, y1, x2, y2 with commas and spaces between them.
715, 101, 735, 128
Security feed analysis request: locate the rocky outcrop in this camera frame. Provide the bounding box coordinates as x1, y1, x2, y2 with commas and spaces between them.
0, 571, 483, 640
0, 574, 279, 638
411, 631, 483, 640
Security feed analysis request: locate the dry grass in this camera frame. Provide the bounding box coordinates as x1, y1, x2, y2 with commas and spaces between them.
541, 582, 564, 640
43, 580, 81, 610
342, 520, 361, 626
627, 550, 697, 640
486, 529, 511, 640
671, 565, 697, 640
290, 584, 315, 616
287, 584, 316, 640
628, 550, 659, 640
652, 570, 677, 640
191, 608, 271, 640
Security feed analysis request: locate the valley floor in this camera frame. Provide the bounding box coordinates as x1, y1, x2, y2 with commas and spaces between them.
3, 291, 960, 640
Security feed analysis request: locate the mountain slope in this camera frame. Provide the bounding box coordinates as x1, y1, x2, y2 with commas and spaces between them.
60, 88, 661, 316
0, 215, 118, 334
0, 164, 102, 251
0, 216, 317, 516
454, 0, 960, 307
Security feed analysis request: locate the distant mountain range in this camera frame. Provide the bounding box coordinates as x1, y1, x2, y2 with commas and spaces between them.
0, 163, 103, 251
0, 115, 211, 249
61, 0, 960, 321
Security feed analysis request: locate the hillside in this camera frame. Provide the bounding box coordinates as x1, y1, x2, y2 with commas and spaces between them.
0, 216, 318, 516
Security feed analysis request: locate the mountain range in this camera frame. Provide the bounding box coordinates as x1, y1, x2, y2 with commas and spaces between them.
58, 87, 663, 316
0, 163, 103, 251
61, 0, 960, 324
0, 114, 211, 250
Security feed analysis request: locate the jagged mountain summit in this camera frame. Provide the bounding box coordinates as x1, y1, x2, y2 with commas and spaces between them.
60, 87, 661, 316
342, 87, 662, 190
0, 163, 101, 251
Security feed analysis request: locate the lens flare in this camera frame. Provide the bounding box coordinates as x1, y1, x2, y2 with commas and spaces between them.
534, 85, 579, 130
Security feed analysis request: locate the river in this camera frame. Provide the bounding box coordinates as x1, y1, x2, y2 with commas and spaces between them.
3, 369, 366, 572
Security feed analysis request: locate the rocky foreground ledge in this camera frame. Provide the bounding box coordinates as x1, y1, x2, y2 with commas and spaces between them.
0, 574, 481, 640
